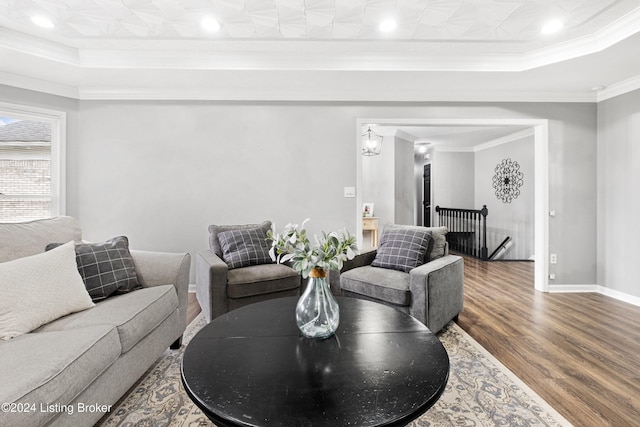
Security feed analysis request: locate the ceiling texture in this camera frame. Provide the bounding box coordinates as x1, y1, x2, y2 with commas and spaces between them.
0, 0, 639, 103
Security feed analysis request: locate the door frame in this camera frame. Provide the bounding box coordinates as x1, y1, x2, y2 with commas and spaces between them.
355, 118, 549, 292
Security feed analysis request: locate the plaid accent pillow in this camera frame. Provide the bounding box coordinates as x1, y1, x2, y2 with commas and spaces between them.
46, 236, 141, 301
218, 227, 273, 270
371, 228, 432, 273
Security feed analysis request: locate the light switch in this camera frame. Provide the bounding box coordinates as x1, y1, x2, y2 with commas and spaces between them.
344, 187, 356, 198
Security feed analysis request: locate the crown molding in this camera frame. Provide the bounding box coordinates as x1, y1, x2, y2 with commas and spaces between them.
521, 6, 640, 70
0, 6, 638, 102
0, 28, 78, 65
0, 71, 78, 99
75, 85, 598, 102
474, 129, 535, 152
0, 6, 638, 73
434, 128, 535, 153
597, 74, 640, 102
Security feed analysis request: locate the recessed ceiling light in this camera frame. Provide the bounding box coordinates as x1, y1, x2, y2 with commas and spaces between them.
31, 16, 54, 29
379, 19, 397, 33
541, 19, 563, 35
201, 17, 220, 32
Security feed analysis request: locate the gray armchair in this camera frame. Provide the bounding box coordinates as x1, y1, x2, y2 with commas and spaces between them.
195, 220, 301, 322
334, 224, 464, 333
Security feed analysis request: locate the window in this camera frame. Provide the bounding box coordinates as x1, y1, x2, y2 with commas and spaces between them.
0, 103, 66, 223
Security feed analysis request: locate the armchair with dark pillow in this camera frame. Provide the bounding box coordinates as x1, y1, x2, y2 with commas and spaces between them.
195, 220, 302, 322
335, 224, 464, 333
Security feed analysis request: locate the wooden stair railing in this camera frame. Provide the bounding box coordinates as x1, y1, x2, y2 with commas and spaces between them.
435, 205, 489, 260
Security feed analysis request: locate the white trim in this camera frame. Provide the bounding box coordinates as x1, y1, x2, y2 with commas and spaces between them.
74, 86, 598, 103
534, 123, 549, 292
356, 118, 549, 293
0, 102, 66, 217
188, 284, 196, 293
0, 71, 79, 99
548, 284, 640, 308
474, 129, 535, 152
597, 74, 640, 102
1, 16, 639, 102
598, 286, 640, 307
1, 9, 638, 73
548, 284, 598, 293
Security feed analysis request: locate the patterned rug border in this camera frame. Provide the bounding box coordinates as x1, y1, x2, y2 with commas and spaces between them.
446, 323, 573, 427
98, 312, 575, 427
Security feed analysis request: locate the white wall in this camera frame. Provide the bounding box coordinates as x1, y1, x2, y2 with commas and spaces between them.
474, 135, 535, 260
0, 84, 599, 287
597, 89, 640, 298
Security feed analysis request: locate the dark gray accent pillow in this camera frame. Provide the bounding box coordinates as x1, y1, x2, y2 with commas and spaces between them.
371, 228, 432, 273
46, 236, 141, 301
218, 227, 273, 270
208, 221, 272, 258
384, 224, 447, 262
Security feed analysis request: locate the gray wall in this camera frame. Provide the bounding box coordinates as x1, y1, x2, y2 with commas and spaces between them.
0, 84, 598, 287
432, 151, 475, 212
597, 89, 640, 298
475, 135, 535, 260
394, 135, 415, 226
361, 137, 393, 228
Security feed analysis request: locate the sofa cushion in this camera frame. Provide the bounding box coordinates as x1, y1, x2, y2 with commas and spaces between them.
341, 265, 411, 306
0, 241, 95, 340
46, 236, 142, 301
218, 227, 273, 270
227, 264, 300, 299
209, 221, 272, 258
0, 325, 120, 427
37, 285, 178, 353
0, 216, 82, 262
372, 228, 432, 273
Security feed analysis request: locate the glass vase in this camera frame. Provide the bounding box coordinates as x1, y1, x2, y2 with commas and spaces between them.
296, 268, 340, 339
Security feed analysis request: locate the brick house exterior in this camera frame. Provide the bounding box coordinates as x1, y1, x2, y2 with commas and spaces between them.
0, 120, 52, 222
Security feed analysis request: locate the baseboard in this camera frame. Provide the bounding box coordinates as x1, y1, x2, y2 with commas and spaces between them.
189, 284, 196, 293
548, 284, 640, 307
548, 284, 598, 293
598, 286, 640, 307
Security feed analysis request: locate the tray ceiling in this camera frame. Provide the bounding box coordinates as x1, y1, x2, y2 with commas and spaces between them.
0, 0, 635, 46
0, 0, 639, 101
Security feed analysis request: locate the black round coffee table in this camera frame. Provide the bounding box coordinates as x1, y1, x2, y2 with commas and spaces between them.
181, 297, 449, 427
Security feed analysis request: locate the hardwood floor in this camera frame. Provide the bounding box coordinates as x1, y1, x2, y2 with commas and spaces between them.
456, 255, 640, 427
186, 258, 640, 426
186, 292, 201, 325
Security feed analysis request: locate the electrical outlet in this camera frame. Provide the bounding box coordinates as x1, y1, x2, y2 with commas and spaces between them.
549, 273, 556, 280
550, 254, 557, 264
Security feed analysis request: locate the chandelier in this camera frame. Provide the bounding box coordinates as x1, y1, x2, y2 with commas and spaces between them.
362, 126, 383, 156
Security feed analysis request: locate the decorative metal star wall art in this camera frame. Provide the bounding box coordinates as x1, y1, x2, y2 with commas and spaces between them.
492, 158, 524, 203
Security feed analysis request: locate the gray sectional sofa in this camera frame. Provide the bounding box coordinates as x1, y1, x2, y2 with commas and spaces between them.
0, 217, 191, 427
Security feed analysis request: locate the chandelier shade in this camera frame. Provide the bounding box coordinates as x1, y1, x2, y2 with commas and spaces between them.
362, 126, 383, 156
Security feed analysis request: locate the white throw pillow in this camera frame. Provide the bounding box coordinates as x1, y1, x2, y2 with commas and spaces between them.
0, 241, 95, 340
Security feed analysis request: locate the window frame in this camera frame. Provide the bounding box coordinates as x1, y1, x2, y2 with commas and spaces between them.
0, 102, 66, 218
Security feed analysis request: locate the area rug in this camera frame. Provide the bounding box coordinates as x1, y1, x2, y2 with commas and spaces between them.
97, 314, 573, 427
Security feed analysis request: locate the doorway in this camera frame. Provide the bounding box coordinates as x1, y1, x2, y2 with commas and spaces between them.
423, 164, 431, 227
355, 118, 549, 292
